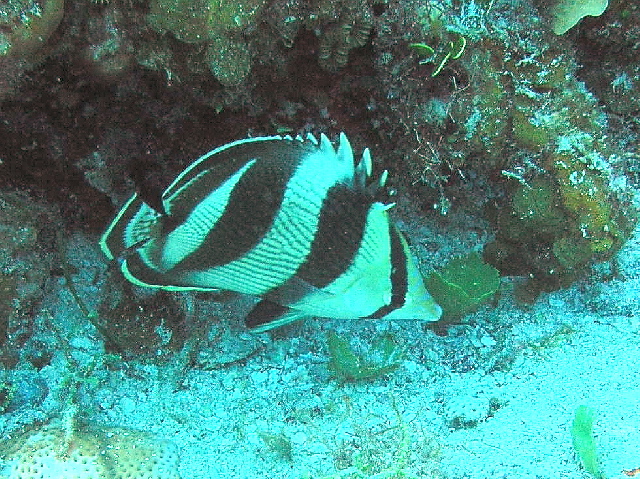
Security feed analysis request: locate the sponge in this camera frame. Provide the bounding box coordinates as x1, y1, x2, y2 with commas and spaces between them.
0, 423, 181, 479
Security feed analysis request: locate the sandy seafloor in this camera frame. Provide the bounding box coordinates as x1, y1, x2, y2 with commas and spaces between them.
1, 205, 639, 479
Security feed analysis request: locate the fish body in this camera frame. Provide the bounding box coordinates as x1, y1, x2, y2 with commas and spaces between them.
100, 132, 441, 332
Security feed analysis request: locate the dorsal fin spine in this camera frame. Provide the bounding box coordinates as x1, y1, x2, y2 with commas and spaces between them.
320, 133, 333, 154
337, 132, 354, 165
379, 170, 389, 187
355, 148, 373, 189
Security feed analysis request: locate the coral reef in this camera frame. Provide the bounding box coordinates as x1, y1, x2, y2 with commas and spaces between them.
97, 275, 188, 359
82, 6, 137, 81
135, 0, 377, 102
0, 0, 65, 97
0, 0, 637, 476
0, 0, 635, 327
0, 0, 65, 58
484, 132, 636, 300
313, 0, 374, 72
146, 0, 266, 85
574, 0, 640, 118
371, 0, 637, 298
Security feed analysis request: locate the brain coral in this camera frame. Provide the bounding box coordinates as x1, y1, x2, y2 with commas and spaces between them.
0, 423, 181, 479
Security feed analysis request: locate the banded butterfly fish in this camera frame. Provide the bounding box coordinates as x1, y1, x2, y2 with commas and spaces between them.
100, 132, 442, 332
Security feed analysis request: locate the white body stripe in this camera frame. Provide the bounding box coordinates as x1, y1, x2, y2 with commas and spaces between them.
176, 145, 353, 294
123, 203, 161, 249
150, 161, 255, 271
163, 136, 283, 199
287, 202, 393, 318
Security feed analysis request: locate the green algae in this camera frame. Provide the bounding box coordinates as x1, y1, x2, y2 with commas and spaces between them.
258, 431, 293, 462
425, 252, 500, 321
326, 331, 405, 383
571, 405, 606, 479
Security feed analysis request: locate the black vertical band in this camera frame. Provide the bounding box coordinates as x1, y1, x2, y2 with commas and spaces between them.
293, 185, 372, 288
173, 143, 304, 272
365, 225, 408, 319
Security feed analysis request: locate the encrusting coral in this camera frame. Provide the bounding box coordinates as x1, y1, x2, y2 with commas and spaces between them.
0, 0, 65, 97
574, 0, 640, 118
0, 0, 65, 58
146, 0, 267, 85
143, 0, 375, 85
